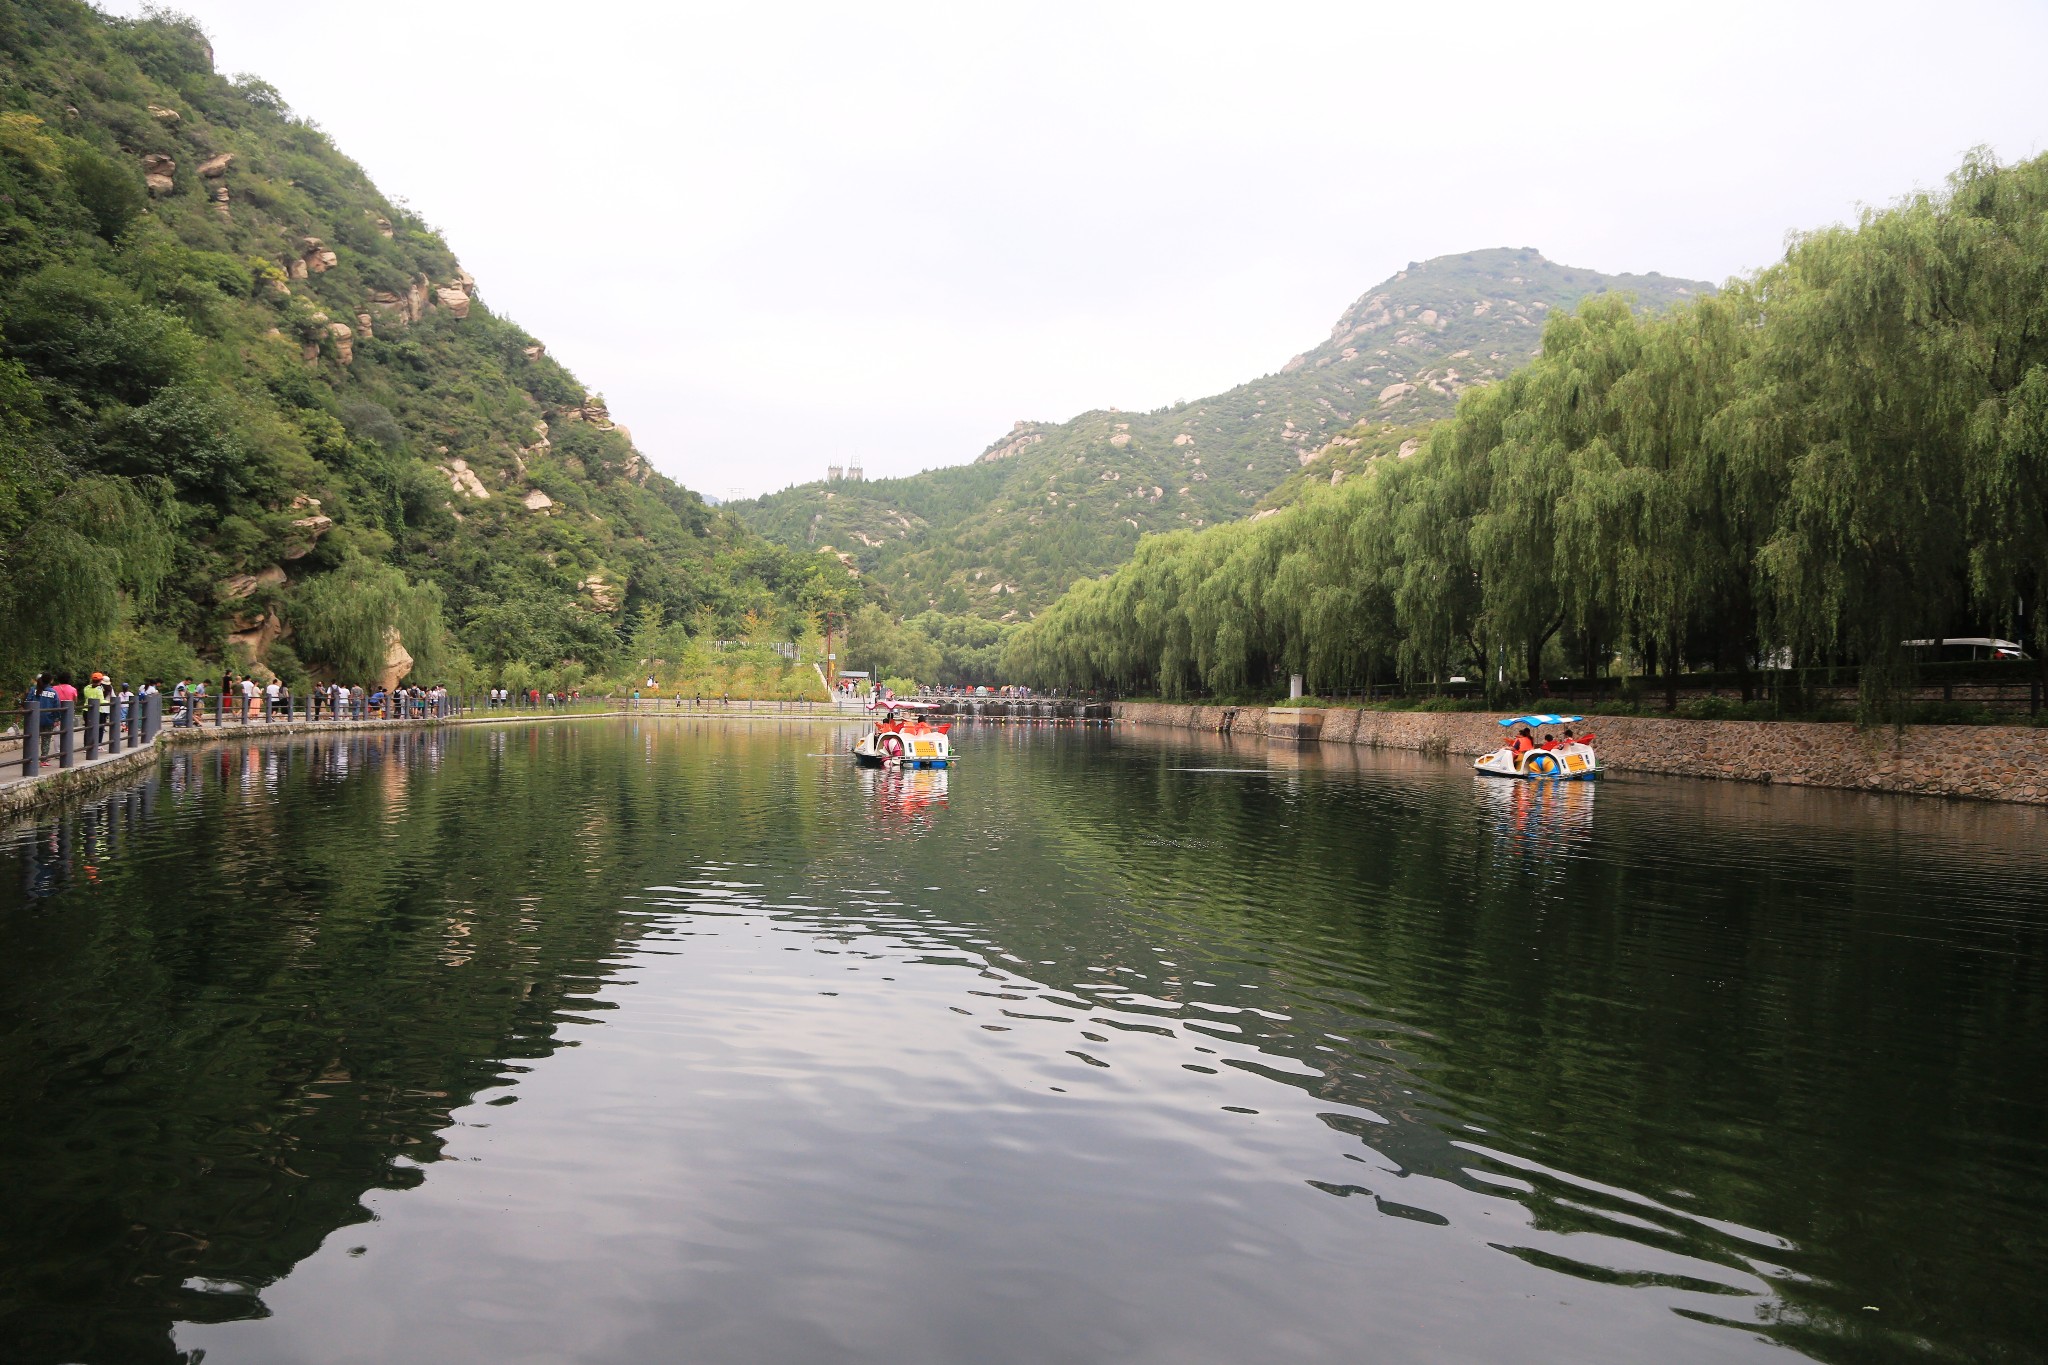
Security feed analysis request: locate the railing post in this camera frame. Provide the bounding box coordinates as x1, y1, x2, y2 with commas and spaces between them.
59, 702, 75, 769
85, 700, 101, 760
145, 692, 161, 742
23, 700, 40, 777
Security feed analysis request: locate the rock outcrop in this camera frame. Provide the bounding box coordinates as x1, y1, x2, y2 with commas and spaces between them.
366, 275, 434, 325
219, 564, 289, 668
979, 422, 1046, 464
196, 152, 233, 178
325, 320, 354, 364
522, 488, 556, 513
444, 458, 489, 500
147, 104, 180, 123
218, 563, 287, 613
378, 628, 413, 691
140, 153, 174, 195
283, 496, 334, 557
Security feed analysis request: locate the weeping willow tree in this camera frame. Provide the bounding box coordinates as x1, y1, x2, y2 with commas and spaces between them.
289, 559, 449, 684
1007, 149, 2048, 718
0, 474, 173, 686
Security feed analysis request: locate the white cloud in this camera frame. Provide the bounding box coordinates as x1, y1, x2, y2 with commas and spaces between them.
106, 0, 2048, 497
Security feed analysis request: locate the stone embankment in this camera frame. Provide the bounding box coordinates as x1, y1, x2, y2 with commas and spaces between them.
1113, 702, 2048, 805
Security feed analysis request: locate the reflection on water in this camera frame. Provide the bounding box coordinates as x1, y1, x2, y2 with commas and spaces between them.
1, 719, 2045, 1364
1474, 772, 1599, 860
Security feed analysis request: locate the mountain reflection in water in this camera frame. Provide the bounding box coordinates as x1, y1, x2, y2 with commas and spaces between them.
1, 719, 2044, 1364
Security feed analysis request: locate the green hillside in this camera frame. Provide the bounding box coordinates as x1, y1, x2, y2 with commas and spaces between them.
1004, 150, 2048, 718
741, 249, 1710, 619
0, 1, 854, 693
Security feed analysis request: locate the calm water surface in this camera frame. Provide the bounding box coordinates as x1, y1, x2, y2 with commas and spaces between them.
2, 720, 2045, 1365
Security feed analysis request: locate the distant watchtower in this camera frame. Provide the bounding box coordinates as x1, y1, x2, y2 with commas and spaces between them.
847, 464, 865, 482
827, 465, 843, 482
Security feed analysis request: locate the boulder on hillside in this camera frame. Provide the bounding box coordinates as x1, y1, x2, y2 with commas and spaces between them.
147, 104, 180, 123
522, 488, 555, 513
366, 275, 434, 325
434, 285, 470, 319
325, 320, 354, 364
444, 458, 489, 500
197, 152, 234, 177
140, 153, 174, 195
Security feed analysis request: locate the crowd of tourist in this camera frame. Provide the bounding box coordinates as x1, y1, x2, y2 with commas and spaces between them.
14, 671, 164, 757
484, 686, 584, 708
12, 670, 471, 757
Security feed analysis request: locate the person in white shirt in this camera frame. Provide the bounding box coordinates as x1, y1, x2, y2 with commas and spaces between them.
263, 678, 281, 721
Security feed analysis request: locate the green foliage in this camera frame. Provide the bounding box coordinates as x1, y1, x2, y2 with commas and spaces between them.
63, 143, 148, 242
0, 0, 860, 693
290, 558, 444, 683
0, 474, 173, 682
1, 265, 197, 404
1009, 151, 2048, 718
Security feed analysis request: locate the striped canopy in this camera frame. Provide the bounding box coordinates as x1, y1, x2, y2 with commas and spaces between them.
1496, 714, 1583, 727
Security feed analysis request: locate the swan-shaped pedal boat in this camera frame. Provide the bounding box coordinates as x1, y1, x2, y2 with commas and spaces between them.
1473, 713, 1600, 781
853, 701, 953, 769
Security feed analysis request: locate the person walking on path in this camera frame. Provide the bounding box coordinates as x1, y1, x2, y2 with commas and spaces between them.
239, 675, 256, 723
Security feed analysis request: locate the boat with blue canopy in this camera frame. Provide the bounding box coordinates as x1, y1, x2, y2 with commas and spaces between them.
1473, 714, 1600, 781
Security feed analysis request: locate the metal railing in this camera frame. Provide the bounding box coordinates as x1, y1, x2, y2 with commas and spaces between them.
6, 693, 163, 780
5, 690, 870, 786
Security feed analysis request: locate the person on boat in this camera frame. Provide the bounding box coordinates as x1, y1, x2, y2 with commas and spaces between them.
1537, 732, 1560, 750
1508, 727, 1535, 756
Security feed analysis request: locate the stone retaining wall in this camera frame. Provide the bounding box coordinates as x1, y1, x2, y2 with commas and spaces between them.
1113, 702, 2048, 805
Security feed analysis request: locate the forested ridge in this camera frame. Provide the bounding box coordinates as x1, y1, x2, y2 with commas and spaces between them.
741, 250, 1707, 620
1005, 151, 2048, 717
0, 1, 856, 695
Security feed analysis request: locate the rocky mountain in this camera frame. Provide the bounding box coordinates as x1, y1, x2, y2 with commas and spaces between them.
0, 1, 854, 689
739, 249, 1710, 618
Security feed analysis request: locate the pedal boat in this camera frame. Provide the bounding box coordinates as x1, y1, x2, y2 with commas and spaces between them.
1474, 713, 1600, 781
853, 703, 953, 769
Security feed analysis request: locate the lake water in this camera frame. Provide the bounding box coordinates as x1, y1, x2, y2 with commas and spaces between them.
2, 720, 2045, 1365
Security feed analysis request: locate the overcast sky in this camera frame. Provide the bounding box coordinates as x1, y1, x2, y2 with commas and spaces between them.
107, 1, 2048, 499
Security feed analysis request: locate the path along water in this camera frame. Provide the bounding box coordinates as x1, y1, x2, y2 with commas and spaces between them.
1, 720, 2044, 1364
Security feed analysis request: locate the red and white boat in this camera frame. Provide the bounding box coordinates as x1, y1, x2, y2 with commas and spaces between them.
852, 696, 954, 768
